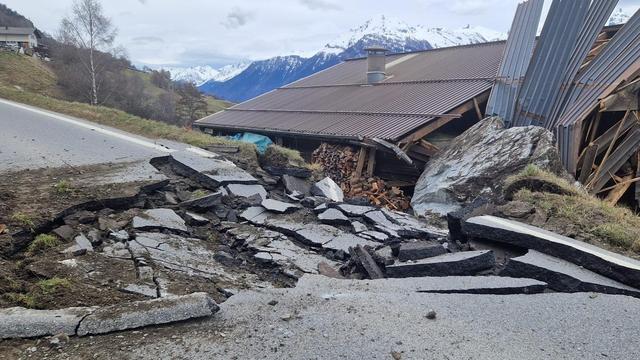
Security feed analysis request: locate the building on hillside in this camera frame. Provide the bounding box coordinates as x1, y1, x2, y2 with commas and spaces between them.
0, 26, 38, 49
195, 41, 506, 183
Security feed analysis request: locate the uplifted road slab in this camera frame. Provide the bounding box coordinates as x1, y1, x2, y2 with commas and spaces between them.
386, 250, 495, 278
166, 151, 257, 189
132, 209, 188, 233
502, 250, 640, 298
463, 215, 640, 288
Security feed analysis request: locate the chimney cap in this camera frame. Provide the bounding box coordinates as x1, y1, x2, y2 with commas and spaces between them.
364, 46, 388, 53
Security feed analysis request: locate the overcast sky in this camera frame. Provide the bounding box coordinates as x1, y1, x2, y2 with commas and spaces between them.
4, 0, 640, 68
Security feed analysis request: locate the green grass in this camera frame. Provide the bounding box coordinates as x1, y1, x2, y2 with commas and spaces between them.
27, 234, 60, 254
10, 212, 35, 231
37, 277, 71, 294
4, 293, 36, 308
514, 189, 640, 254
53, 179, 73, 195
0, 52, 58, 96
262, 144, 308, 168
504, 164, 578, 196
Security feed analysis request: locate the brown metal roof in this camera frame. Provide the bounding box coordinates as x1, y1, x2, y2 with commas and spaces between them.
197, 41, 506, 142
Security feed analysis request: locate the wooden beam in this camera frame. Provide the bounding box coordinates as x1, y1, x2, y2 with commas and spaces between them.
578, 144, 598, 185
588, 112, 601, 144
398, 91, 490, 145
473, 97, 483, 120
366, 148, 376, 177
605, 174, 634, 205
588, 111, 631, 190
590, 123, 640, 192
352, 147, 368, 181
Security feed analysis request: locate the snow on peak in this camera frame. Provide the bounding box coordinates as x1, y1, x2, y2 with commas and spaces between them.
162, 62, 250, 86
608, 7, 631, 26
322, 15, 506, 54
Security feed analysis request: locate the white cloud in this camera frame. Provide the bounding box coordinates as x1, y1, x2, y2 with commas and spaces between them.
222, 7, 254, 29
299, 0, 341, 11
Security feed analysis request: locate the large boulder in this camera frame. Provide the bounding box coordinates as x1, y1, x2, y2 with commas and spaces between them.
411, 117, 564, 216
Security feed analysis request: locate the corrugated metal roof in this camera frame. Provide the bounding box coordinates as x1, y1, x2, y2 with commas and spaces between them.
486, 0, 543, 123
197, 41, 505, 142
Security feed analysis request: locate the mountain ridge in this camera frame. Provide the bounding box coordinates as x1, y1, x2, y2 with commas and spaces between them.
196, 16, 506, 103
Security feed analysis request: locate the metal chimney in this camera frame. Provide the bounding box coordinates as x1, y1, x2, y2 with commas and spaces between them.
365, 46, 387, 84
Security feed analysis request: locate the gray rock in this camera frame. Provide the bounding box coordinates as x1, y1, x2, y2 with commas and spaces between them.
132, 209, 188, 233
122, 284, 158, 298
463, 215, 640, 289
0, 306, 94, 339
101, 242, 131, 259
501, 250, 640, 298
398, 242, 447, 262
351, 221, 368, 233
164, 192, 179, 205
301, 196, 327, 208
386, 250, 495, 278
335, 203, 376, 216
282, 175, 311, 196
87, 229, 102, 245
52, 225, 75, 241
76, 293, 219, 336
179, 191, 224, 210
107, 230, 128, 243
184, 212, 210, 226
323, 234, 380, 253
225, 184, 268, 200
359, 231, 389, 242
317, 209, 350, 226
261, 199, 301, 214
62, 234, 94, 255
239, 206, 268, 223
167, 151, 257, 189
311, 177, 344, 202
411, 117, 565, 216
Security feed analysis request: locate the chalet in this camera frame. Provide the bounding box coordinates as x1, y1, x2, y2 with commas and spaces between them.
195, 41, 504, 183
0, 26, 38, 49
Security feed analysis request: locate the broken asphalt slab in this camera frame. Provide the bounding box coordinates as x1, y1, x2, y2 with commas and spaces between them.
398, 242, 447, 262
386, 250, 495, 278
103, 275, 640, 360
501, 250, 640, 298
0, 293, 217, 339
160, 151, 257, 189
463, 215, 640, 288
132, 208, 188, 233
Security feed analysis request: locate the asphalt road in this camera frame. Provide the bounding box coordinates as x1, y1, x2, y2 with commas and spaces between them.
0, 98, 202, 172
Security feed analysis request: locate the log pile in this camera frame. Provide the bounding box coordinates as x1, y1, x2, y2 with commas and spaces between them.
311, 143, 358, 184
312, 143, 411, 211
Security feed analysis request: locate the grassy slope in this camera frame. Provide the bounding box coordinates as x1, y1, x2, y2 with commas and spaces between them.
0, 52, 60, 96
507, 165, 640, 256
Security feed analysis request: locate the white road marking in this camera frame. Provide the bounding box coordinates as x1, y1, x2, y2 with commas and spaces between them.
472, 215, 640, 270
0, 98, 175, 153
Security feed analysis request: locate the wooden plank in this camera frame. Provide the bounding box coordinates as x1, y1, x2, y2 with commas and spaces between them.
588, 112, 601, 144
473, 97, 483, 120
605, 174, 634, 205
365, 148, 376, 177
578, 144, 598, 185
588, 111, 631, 189
591, 125, 640, 192
351, 147, 368, 181
398, 91, 490, 145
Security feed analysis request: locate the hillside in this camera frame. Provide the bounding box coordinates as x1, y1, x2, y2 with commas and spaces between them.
0, 52, 59, 97
0, 3, 33, 27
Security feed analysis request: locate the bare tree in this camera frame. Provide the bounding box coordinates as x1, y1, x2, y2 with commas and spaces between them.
176, 83, 208, 126
58, 0, 116, 105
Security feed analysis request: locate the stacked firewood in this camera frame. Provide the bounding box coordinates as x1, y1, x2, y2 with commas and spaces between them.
344, 177, 411, 211
311, 143, 358, 184
312, 143, 411, 210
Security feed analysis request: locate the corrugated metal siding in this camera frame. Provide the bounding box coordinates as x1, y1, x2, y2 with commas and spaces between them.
486, 0, 543, 123
198, 41, 505, 141
512, 0, 590, 128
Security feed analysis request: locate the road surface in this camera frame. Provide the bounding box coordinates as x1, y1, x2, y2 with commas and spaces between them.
0, 98, 209, 172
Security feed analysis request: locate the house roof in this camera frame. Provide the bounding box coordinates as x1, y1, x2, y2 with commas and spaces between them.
0, 27, 35, 36
196, 41, 506, 142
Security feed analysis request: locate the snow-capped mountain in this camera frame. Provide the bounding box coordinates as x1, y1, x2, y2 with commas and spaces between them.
608, 7, 631, 26
163, 62, 250, 86
200, 16, 506, 103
